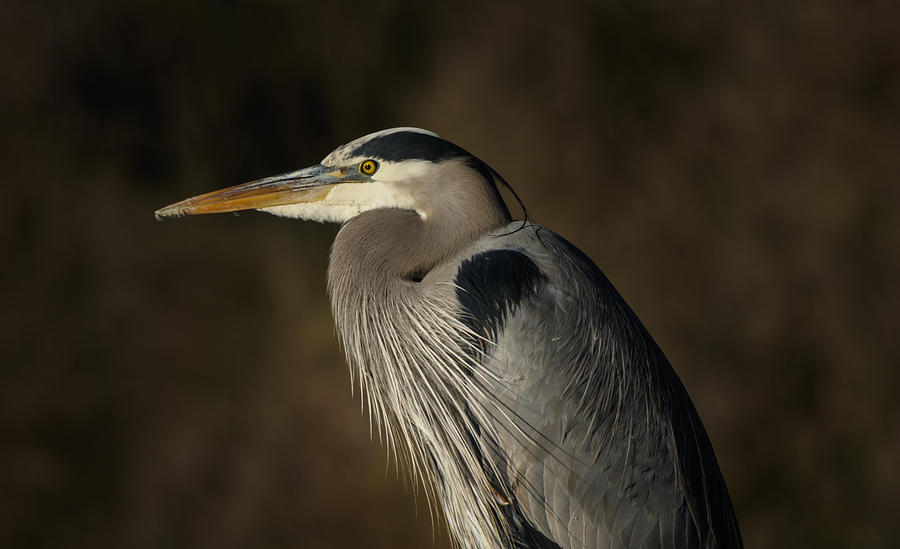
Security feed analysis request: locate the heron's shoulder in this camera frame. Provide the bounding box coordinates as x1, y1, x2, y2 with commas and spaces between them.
451, 222, 579, 290
448, 223, 603, 336
462, 222, 609, 295
461, 222, 592, 267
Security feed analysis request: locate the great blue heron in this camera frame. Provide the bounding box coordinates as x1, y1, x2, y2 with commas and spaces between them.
156, 128, 743, 549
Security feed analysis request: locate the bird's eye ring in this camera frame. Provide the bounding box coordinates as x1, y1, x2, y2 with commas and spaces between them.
360, 159, 378, 176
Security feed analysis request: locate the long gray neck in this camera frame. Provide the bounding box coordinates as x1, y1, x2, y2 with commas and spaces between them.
329, 198, 510, 285
324, 205, 515, 548
329, 209, 438, 284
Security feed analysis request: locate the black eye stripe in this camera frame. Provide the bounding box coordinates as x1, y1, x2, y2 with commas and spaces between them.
350, 131, 469, 163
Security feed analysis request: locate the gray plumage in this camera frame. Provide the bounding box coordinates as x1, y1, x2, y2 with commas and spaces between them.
156, 128, 743, 549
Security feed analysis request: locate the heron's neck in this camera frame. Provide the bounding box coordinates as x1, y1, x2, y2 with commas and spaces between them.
328, 207, 508, 285
325, 208, 515, 548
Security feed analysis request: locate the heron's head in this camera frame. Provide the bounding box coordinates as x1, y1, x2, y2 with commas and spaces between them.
155, 128, 512, 226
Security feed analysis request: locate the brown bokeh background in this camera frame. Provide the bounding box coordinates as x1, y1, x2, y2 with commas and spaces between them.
3, 1, 899, 548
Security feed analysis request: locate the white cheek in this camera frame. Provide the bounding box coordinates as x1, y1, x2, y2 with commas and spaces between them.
325, 181, 417, 211
375, 160, 431, 182
259, 203, 363, 223
259, 181, 424, 223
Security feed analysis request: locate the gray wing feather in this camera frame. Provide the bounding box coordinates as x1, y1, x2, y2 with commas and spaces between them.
468, 224, 741, 549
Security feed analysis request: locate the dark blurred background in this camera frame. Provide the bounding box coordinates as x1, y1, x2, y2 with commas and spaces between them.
2, 1, 899, 548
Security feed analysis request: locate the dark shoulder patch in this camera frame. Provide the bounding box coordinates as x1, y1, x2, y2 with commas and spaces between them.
352, 131, 471, 163
455, 250, 546, 344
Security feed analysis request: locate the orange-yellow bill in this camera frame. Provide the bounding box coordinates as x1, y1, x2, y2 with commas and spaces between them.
154, 165, 347, 220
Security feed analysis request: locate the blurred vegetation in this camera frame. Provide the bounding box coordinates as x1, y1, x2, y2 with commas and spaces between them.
2, 1, 899, 548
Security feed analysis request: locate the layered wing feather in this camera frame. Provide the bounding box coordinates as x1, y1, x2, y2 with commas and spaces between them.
452, 224, 742, 549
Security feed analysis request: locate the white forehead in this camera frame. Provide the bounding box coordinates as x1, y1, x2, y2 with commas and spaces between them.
321, 127, 440, 165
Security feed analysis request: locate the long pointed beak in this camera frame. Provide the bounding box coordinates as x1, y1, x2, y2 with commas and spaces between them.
154, 164, 347, 220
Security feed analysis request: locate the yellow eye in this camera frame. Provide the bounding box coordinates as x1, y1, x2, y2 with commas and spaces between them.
359, 159, 378, 176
